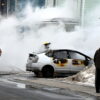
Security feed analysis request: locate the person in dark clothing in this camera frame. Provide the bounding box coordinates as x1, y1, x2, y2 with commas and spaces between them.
0, 48, 2, 56
94, 48, 100, 93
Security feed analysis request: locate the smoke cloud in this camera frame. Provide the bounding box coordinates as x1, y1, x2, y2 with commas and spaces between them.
0, 1, 99, 72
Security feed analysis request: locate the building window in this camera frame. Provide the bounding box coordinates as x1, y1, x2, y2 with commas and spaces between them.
16, 0, 45, 12
9, 0, 15, 14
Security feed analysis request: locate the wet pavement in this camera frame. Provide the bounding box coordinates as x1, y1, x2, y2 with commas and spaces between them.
0, 72, 100, 100
0, 79, 97, 100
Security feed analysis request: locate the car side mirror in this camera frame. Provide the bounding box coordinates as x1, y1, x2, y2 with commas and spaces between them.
84, 59, 89, 66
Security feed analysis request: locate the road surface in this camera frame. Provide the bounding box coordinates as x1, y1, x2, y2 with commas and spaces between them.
0, 76, 99, 100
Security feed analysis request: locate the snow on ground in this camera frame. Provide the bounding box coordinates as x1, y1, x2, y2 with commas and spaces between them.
0, 55, 24, 74
60, 65, 95, 87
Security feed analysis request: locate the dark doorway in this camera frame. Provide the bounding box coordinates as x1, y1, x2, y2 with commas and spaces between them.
0, 0, 7, 16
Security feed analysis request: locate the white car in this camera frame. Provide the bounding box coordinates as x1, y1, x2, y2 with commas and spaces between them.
26, 49, 93, 77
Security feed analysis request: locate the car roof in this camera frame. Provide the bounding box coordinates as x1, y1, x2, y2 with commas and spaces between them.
47, 49, 92, 59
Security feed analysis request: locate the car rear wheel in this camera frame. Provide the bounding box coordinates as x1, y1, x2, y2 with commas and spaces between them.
42, 66, 54, 78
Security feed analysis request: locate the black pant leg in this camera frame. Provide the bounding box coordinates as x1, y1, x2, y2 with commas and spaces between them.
95, 68, 100, 92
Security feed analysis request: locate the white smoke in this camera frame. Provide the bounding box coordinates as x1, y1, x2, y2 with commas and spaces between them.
0, 0, 99, 72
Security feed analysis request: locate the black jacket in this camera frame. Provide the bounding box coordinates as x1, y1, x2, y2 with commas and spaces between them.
94, 48, 100, 69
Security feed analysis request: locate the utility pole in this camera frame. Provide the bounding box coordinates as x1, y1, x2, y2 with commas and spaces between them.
7, 0, 10, 16
15, 0, 18, 13
80, 0, 85, 27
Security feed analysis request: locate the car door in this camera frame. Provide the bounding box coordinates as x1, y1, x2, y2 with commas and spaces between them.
68, 51, 86, 72
52, 50, 71, 72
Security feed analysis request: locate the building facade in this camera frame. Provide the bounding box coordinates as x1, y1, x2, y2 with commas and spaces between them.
0, 0, 46, 16
0, 0, 82, 16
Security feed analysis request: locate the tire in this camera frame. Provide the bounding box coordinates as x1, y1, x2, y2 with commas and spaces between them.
34, 72, 42, 77
34, 72, 39, 76
42, 66, 54, 78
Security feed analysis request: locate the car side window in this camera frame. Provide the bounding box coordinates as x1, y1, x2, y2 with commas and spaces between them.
68, 51, 85, 60
53, 51, 68, 59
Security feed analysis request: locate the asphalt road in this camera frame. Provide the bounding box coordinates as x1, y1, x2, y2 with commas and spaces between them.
0, 79, 99, 100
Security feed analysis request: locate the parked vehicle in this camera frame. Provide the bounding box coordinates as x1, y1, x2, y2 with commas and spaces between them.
26, 49, 93, 77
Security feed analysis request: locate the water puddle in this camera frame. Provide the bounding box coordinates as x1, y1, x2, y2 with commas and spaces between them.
43, 87, 60, 91
16, 82, 26, 88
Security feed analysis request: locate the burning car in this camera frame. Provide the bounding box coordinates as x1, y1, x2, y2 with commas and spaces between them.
26, 49, 93, 77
